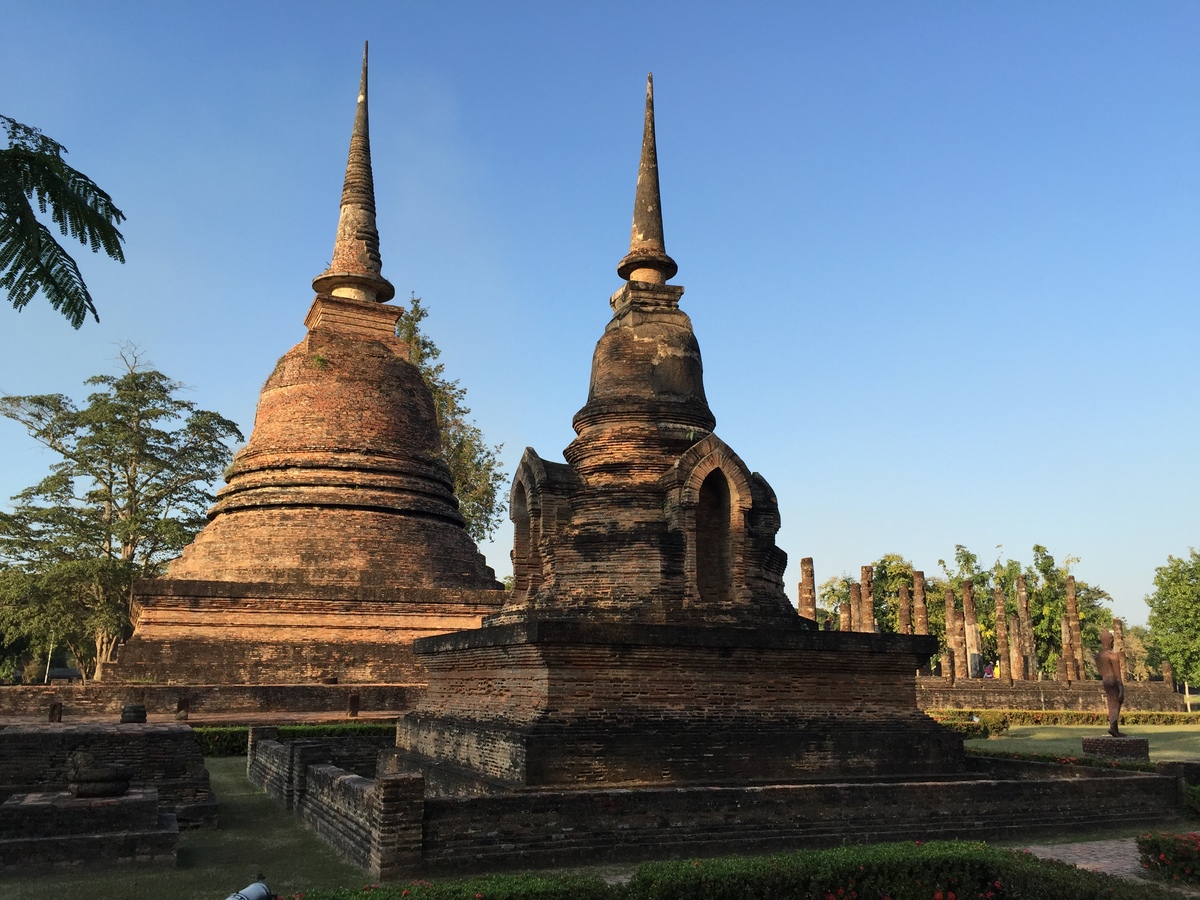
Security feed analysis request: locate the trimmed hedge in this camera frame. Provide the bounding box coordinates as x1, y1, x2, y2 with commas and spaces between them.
928, 709, 1200, 728
291, 842, 1185, 900
1137, 831, 1200, 885
1186, 784, 1200, 816
194, 722, 395, 758
288, 874, 615, 900
927, 710, 1011, 739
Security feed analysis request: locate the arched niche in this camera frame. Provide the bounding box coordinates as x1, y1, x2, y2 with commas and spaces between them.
696, 468, 733, 603
510, 480, 542, 596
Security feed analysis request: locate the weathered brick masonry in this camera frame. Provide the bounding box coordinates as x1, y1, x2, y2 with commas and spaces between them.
0, 723, 215, 828
249, 732, 1183, 877
915, 677, 1185, 712
400, 622, 962, 792
247, 728, 421, 879
99, 47, 503, 689
0, 682, 412, 719
0, 787, 178, 872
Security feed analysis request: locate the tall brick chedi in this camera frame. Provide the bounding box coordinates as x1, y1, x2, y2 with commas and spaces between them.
501, 75, 789, 625
103, 46, 502, 685
396, 76, 959, 793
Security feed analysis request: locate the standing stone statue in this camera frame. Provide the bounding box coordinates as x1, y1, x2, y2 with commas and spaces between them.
1097, 629, 1125, 737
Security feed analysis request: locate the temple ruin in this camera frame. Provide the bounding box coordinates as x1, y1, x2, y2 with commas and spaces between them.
392, 75, 962, 793
100, 46, 504, 688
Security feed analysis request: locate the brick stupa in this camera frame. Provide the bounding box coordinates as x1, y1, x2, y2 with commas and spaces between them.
102, 46, 503, 686
395, 76, 961, 794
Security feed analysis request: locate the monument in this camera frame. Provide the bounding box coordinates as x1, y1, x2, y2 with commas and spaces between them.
100, 45, 503, 689
394, 75, 961, 793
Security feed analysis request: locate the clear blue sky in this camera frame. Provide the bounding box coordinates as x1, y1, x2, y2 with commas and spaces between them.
2, 2, 1197, 627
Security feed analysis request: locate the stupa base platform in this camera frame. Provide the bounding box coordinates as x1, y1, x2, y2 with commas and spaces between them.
1082, 736, 1151, 760
396, 619, 964, 795
251, 731, 1187, 877
100, 578, 505, 685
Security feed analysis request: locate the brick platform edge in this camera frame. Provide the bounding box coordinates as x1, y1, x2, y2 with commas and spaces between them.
0, 787, 178, 872
1082, 736, 1152, 760
246, 729, 1187, 879
915, 677, 1184, 712
0, 683, 416, 721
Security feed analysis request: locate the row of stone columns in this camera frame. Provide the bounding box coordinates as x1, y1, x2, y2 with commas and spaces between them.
799, 562, 1114, 685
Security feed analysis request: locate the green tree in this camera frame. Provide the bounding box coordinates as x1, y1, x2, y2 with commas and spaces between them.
0, 116, 125, 327
396, 294, 507, 542
1124, 624, 1162, 682
1145, 549, 1200, 686
0, 348, 242, 678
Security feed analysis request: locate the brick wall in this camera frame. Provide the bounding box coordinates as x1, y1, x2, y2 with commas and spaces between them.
245, 728, 421, 879
419, 762, 1181, 873
402, 623, 961, 788
247, 733, 1183, 878
915, 677, 1185, 712
0, 787, 178, 872
0, 723, 216, 828
0, 683, 414, 720
100, 580, 504, 685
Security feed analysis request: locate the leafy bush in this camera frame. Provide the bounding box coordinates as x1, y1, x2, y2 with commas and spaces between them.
1137, 831, 1200, 884
928, 712, 991, 739
1185, 784, 1200, 816
292, 843, 1184, 900
193, 726, 249, 757
625, 842, 1180, 900
194, 722, 396, 758
928, 710, 1011, 739
292, 874, 617, 900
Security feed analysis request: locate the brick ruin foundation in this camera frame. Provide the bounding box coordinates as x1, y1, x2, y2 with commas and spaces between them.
248, 727, 1185, 878
0, 722, 218, 872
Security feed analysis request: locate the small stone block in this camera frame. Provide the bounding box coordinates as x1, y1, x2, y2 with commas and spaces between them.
1082, 736, 1150, 760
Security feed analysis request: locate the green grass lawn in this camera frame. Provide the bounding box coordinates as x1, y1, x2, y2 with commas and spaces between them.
965, 724, 1200, 762
0, 757, 364, 900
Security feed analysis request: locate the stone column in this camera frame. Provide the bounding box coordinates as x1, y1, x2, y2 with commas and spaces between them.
897, 584, 912, 635
1059, 618, 1073, 683
1112, 618, 1127, 679
1065, 576, 1084, 680
849, 583, 863, 632
838, 598, 851, 632
861, 566, 875, 632
941, 653, 954, 682
993, 584, 1011, 684
951, 608, 969, 682
913, 570, 929, 635
962, 581, 982, 678
943, 586, 956, 654
1016, 574, 1037, 680
798, 557, 817, 621
1008, 614, 1025, 680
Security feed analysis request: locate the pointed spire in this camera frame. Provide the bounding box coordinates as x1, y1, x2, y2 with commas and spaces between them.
616, 73, 678, 284
312, 41, 396, 304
